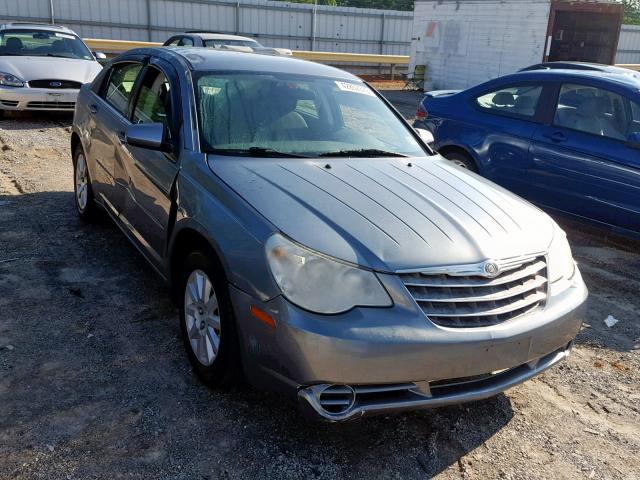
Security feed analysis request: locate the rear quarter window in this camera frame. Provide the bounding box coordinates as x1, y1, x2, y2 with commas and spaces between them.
475, 85, 542, 118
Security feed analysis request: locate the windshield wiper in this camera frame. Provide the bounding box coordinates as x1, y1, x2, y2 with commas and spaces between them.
319, 148, 408, 158
211, 147, 310, 158
43, 53, 74, 59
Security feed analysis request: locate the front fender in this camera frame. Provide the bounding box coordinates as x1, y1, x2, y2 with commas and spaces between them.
171, 155, 280, 302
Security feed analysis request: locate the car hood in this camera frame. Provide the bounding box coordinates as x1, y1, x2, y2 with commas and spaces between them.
0, 56, 102, 84
208, 155, 554, 272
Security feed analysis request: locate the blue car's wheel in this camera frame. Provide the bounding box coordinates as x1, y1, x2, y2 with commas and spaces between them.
444, 151, 477, 172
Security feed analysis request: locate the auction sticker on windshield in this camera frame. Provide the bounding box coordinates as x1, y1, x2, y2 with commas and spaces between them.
335, 81, 375, 96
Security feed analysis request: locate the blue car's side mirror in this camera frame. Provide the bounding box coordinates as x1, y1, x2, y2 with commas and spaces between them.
626, 132, 640, 150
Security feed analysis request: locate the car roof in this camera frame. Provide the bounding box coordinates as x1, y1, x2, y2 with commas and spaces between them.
0, 22, 77, 35
124, 47, 357, 80
182, 32, 258, 42
494, 68, 640, 90
522, 61, 638, 76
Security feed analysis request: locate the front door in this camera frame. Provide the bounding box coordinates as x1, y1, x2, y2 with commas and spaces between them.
529, 82, 640, 235
119, 61, 180, 265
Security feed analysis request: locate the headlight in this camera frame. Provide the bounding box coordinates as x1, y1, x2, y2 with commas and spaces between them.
265, 234, 392, 314
547, 227, 575, 283
0, 72, 24, 87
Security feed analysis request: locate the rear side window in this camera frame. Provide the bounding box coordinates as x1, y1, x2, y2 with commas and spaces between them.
475, 85, 543, 118
104, 62, 143, 116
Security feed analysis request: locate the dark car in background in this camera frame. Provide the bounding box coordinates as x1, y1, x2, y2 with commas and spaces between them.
414, 69, 640, 239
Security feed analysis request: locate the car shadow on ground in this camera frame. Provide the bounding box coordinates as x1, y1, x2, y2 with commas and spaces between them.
1, 190, 515, 477
0, 111, 73, 130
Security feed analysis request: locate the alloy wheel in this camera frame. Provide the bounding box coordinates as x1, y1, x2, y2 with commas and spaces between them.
184, 269, 221, 366
75, 153, 89, 210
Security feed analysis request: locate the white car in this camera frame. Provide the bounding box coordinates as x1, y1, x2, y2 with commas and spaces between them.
0, 23, 103, 116
163, 32, 293, 56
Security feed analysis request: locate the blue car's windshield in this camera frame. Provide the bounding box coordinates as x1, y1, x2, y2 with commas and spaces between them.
195, 72, 427, 158
0, 29, 94, 60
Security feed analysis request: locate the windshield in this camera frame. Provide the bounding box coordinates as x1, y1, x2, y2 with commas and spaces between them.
195, 72, 427, 158
204, 39, 261, 48
0, 29, 94, 60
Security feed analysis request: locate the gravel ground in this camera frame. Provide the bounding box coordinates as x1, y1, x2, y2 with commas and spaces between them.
0, 101, 638, 480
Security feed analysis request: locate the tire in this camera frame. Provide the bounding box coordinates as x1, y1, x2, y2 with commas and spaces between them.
178, 250, 241, 387
0, 109, 5, 119
73, 145, 98, 221
444, 151, 478, 172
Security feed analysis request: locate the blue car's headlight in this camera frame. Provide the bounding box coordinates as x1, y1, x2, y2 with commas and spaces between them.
0, 72, 25, 87
265, 234, 392, 314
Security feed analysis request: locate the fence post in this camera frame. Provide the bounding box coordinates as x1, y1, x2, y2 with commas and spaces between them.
146, 0, 152, 41
49, 0, 55, 24
380, 13, 386, 54
236, 2, 241, 34
311, 2, 317, 51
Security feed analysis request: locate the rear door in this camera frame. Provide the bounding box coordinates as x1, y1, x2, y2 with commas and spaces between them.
89, 60, 144, 215
467, 82, 548, 194
529, 81, 640, 234
119, 59, 180, 265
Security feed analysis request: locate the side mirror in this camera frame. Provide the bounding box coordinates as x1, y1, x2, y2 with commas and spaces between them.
93, 51, 107, 60
626, 132, 640, 150
126, 123, 165, 150
415, 128, 435, 145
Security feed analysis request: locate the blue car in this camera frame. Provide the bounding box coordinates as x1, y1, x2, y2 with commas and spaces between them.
414, 69, 640, 238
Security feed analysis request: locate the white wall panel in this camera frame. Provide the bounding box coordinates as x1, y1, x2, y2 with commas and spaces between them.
617, 25, 640, 64
410, 0, 551, 89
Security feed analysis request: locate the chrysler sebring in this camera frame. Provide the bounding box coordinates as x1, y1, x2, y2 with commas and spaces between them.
71, 47, 587, 421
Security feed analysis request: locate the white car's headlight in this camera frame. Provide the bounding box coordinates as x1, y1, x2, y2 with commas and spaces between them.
0, 72, 24, 87
547, 227, 575, 283
266, 234, 392, 314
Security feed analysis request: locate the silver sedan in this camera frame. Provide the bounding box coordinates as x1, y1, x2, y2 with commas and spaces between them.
71, 46, 587, 421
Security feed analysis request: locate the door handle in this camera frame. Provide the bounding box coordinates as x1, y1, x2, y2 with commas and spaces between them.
89, 104, 99, 114
543, 131, 567, 143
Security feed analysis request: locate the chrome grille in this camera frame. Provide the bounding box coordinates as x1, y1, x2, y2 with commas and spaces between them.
27, 101, 75, 110
28, 79, 82, 89
400, 256, 547, 328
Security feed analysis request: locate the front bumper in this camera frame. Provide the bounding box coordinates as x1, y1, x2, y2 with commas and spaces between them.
298, 343, 572, 421
231, 268, 587, 421
0, 86, 78, 111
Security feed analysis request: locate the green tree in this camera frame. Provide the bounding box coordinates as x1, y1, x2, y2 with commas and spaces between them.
624, 0, 640, 25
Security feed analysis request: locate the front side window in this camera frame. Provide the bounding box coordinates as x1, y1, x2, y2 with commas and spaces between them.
475, 85, 543, 118
0, 29, 94, 60
104, 63, 143, 116
178, 37, 194, 47
554, 84, 628, 141
195, 72, 426, 158
132, 67, 173, 130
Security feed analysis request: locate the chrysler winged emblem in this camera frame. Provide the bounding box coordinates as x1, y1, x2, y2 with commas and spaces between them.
483, 260, 500, 278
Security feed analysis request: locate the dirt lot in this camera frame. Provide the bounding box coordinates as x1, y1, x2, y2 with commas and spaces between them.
0, 100, 638, 479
